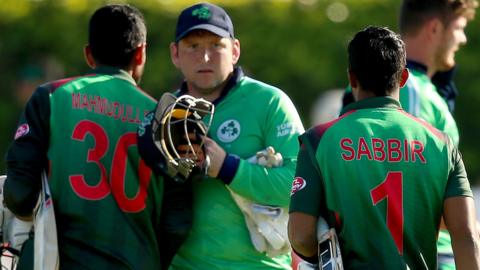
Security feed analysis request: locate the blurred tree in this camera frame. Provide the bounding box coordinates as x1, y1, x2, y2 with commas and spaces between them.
0, 0, 479, 184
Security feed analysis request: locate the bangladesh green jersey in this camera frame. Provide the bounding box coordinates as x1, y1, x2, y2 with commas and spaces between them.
289, 97, 471, 269
400, 67, 459, 146
6, 67, 163, 269
170, 68, 304, 270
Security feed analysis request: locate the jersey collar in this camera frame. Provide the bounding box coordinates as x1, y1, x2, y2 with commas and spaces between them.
406, 60, 427, 74
91, 66, 137, 85
340, 96, 401, 116
178, 67, 244, 105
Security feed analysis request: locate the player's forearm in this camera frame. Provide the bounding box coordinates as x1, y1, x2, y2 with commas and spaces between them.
204, 137, 293, 206
290, 236, 317, 259
444, 196, 479, 269
228, 159, 295, 206
452, 233, 480, 270
288, 212, 318, 261
14, 214, 34, 222
4, 162, 42, 217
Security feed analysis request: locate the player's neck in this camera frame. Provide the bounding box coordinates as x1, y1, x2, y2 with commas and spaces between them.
186, 84, 223, 102
356, 90, 376, 101
355, 89, 399, 102
404, 37, 436, 78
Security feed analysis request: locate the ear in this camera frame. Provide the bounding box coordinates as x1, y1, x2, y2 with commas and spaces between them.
170, 42, 180, 68
399, 68, 409, 88
231, 39, 241, 65
83, 45, 96, 68
426, 17, 443, 41
133, 42, 147, 66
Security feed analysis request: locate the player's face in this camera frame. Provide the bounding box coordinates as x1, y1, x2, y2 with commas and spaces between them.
434, 16, 467, 72
171, 30, 240, 99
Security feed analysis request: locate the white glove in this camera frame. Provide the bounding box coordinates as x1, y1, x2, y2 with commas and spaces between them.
0, 175, 33, 254
6, 218, 33, 251
247, 146, 283, 168
228, 147, 290, 257
251, 204, 288, 250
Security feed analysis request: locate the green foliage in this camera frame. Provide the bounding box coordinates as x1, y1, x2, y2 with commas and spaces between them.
1, 0, 480, 184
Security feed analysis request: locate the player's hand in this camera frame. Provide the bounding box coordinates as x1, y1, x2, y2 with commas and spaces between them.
202, 136, 226, 178
247, 146, 283, 168
177, 132, 206, 167
177, 144, 205, 164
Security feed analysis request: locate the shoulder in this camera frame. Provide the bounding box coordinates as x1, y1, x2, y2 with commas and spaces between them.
38, 74, 106, 99
40, 76, 84, 94
133, 86, 156, 105
401, 71, 451, 114
238, 76, 288, 99
23, 77, 76, 108
397, 109, 450, 143
236, 77, 297, 113
301, 113, 352, 147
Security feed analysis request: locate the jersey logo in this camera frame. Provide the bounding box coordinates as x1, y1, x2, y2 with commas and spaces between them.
291, 177, 307, 195
14, 123, 30, 140
217, 119, 241, 143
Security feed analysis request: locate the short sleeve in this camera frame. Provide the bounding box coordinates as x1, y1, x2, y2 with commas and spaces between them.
445, 146, 472, 199
289, 134, 323, 217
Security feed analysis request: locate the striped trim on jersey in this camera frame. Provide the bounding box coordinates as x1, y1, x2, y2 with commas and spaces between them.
406, 78, 421, 117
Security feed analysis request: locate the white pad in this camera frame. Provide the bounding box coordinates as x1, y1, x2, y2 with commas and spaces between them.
33, 172, 59, 270
227, 147, 290, 257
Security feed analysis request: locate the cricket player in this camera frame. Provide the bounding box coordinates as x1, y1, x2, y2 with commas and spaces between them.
289, 26, 480, 270
4, 5, 165, 269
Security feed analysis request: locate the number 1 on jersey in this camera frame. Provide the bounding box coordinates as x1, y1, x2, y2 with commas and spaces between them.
370, 171, 403, 255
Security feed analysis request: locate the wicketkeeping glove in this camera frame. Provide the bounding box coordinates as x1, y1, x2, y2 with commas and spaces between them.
228, 147, 290, 257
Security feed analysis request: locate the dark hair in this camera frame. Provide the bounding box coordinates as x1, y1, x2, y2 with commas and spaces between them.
399, 0, 478, 35
348, 26, 406, 96
88, 4, 146, 68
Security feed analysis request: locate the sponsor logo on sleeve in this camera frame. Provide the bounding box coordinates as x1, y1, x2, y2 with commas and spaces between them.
291, 177, 307, 195
14, 123, 30, 140
217, 119, 241, 143
277, 122, 301, 137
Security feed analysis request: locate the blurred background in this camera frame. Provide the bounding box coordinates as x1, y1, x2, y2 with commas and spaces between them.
0, 0, 479, 186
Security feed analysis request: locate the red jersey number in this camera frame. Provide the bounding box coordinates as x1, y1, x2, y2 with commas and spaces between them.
69, 120, 152, 213
370, 171, 404, 255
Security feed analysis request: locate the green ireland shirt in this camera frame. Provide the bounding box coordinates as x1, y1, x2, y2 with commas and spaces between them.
171, 75, 304, 270
400, 68, 459, 146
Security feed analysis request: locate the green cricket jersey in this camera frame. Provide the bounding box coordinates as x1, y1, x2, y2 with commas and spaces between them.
289, 97, 472, 269
5, 67, 163, 269
400, 66, 459, 146
170, 68, 304, 270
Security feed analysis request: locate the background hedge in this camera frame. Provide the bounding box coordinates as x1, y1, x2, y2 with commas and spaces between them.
1, 0, 479, 183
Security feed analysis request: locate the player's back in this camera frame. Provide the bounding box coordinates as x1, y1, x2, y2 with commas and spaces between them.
45, 68, 162, 269
307, 97, 452, 269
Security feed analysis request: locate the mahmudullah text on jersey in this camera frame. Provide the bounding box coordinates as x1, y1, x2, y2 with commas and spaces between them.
340, 137, 427, 163
71, 93, 150, 123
